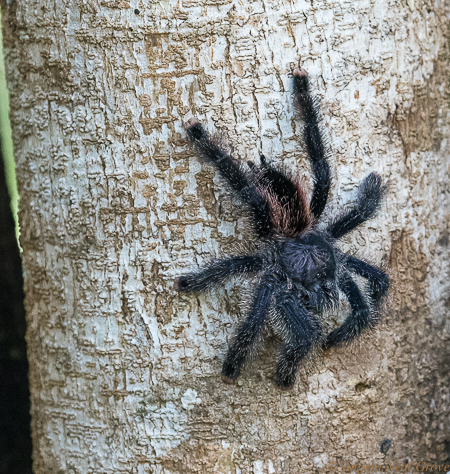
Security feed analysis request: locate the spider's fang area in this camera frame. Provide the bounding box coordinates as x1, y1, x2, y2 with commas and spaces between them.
221, 374, 237, 385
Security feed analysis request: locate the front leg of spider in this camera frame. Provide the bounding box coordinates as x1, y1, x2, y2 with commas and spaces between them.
293, 67, 331, 219
175, 68, 389, 390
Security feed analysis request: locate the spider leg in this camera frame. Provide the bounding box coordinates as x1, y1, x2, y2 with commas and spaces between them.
275, 291, 323, 390
324, 271, 372, 348
293, 68, 331, 219
327, 172, 385, 239
175, 255, 263, 293
345, 255, 389, 306
185, 119, 272, 237
221, 274, 276, 384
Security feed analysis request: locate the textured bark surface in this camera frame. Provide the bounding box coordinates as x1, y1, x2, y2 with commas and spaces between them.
2, 0, 450, 472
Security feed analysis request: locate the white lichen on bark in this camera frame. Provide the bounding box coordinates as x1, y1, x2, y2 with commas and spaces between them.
1, 0, 450, 471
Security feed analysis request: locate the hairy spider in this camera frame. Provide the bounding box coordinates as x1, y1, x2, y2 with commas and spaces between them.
175, 68, 389, 390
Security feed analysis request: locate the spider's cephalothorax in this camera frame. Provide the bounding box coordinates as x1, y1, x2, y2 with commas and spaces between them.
175, 68, 389, 390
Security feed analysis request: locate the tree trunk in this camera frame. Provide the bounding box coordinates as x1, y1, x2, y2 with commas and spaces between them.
2, 0, 450, 472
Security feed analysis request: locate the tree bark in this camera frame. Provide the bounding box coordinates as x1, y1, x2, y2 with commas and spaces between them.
2, 0, 450, 472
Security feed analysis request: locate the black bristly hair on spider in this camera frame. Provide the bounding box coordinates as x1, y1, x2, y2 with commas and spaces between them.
175, 67, 389, 391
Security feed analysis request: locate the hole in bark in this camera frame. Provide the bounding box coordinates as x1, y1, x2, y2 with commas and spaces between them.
355, 382, 370, 392
380, 439, 391, 455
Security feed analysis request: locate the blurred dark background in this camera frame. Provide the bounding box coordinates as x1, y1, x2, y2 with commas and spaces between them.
0, 13, 33, 474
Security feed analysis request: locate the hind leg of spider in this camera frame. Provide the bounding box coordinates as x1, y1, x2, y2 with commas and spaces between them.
185, 119, 273, 237
327, 172, 386, 239
345, 255, 389, 307
275, 291, 323, 390
293, 68, 331, 219
175, 255, 264, 293
221, 274, 276, 384
324, 271, 372, 349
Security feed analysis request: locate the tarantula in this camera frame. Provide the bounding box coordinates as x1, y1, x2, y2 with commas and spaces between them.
175, 68, 389, 390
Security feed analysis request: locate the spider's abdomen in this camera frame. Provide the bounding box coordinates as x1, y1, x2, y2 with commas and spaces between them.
256, 165, 311, 237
